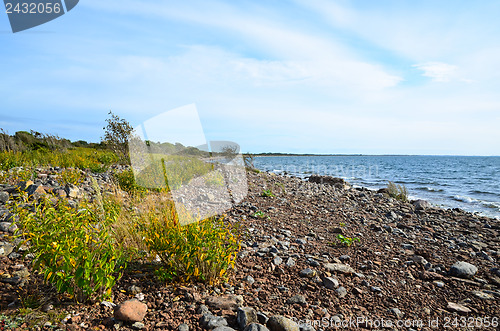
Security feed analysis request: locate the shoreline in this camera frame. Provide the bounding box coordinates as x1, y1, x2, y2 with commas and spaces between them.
0, 168, 499, 330
252, 156, 500, 221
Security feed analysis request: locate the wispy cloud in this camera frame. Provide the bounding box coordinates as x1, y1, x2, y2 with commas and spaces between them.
412, 62, 458, 82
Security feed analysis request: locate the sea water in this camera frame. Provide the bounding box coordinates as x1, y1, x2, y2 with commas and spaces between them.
253, 155, 500, 219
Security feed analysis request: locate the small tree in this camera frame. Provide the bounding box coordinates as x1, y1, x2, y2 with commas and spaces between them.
102, 111, 133, 164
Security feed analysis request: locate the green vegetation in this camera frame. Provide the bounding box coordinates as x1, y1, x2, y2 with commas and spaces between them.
13, 194, 130, 303
261, 189, 275, 197
387, 181, 409, 202
102, 111, 134, 164
332, 234, 360, 247
1, 114, 244, 310
0, 147, 117, 172
138, 200, 240, 284
59, 168, 85, 186
252, 210, 270, 220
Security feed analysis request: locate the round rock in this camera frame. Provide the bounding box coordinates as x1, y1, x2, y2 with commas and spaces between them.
449, 261, 478, 279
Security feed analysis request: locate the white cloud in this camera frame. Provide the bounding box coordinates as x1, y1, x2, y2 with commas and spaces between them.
412, 62, 458, 82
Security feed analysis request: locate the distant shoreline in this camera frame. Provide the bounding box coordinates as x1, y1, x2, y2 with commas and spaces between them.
252, 153, 500, 157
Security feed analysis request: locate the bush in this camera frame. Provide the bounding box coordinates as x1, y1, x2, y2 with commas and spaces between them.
114, 169, 144, 195
13, 195, 129, 303
387, 181, 409, 202
139, 201, 240, 284
59, 168, 84, 186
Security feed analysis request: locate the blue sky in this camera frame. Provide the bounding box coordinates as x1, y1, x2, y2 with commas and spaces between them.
1, 0, 499, 155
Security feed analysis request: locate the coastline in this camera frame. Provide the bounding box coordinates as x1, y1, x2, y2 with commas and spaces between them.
253, 155, 500, 220
0, 168, 499, 330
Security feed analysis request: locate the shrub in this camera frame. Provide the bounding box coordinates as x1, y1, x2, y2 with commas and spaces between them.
334, 234, 360, 247
114, 169, 144, 195
102, 111, 134, 164
139, 201, 240, 284
261, 189, 275, 197
59, 168, 84, 186
13, 195, 129, 303
387, 181, 409, 202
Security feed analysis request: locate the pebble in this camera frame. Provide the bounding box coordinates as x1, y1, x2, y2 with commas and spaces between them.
322, 277, 339, 290
273, 256, 283, 265
285, 257, 295, 267
299, 268, 316, 278
446, 302, 471, 314
389, 308, 404, 319
237, 307, 258, 329
244, 324, 270, 331
335, 286, 347, 298
179, 323, 189, 331
324, 263, 355, 274
286, 295, 307, 305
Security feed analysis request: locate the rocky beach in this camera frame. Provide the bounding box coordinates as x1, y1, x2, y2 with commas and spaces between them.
1, 168, 499, 330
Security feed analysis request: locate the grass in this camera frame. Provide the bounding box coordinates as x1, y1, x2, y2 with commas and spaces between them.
387, 181, 409, 202
261, 189, 275, 197
0, 147, 118, 172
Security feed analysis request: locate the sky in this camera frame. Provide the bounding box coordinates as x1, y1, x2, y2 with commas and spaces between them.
1, 0, 500, 155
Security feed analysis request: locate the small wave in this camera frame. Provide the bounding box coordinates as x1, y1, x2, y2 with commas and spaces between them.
470, 190, 500, 198
453, 195, 475, 203
417, 186, 444, 192
481, 201, 500, 210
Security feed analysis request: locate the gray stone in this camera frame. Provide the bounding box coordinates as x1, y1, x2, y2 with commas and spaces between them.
244, 275, 255, 285
128, 285, 142, 295
132, 322, 145, 330
449, 261, 478, 279
213, 327, 236, 331
273, 256, 283, 265
244, 323, 270, 331
322, 277, 339, 290
285, 257, 295, 267
257, 312, 269, 325
237, 307, 258, 329
404, 240, 417, 249
299, 268, 316, 278
0, 222, 17, 233
413, 199, 431, 210
299, 325, 315, 331
207, 316, 228, 329
324, 263, 355, 274
295, 239, 307, 245
267, 316, 299, 331
286, 295, 307, 305
65, 184, 80, 198
0, 191, 9, 203
339, 255, 350, 262
471, 291, 495, 300
447, 302, 471, 314
389, 308, 404, 319
411, 256, 428, 265
206, 294, 243, 311
335, 286, 347, 298
0, 242, 14, 257
179, 323, 190, 331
